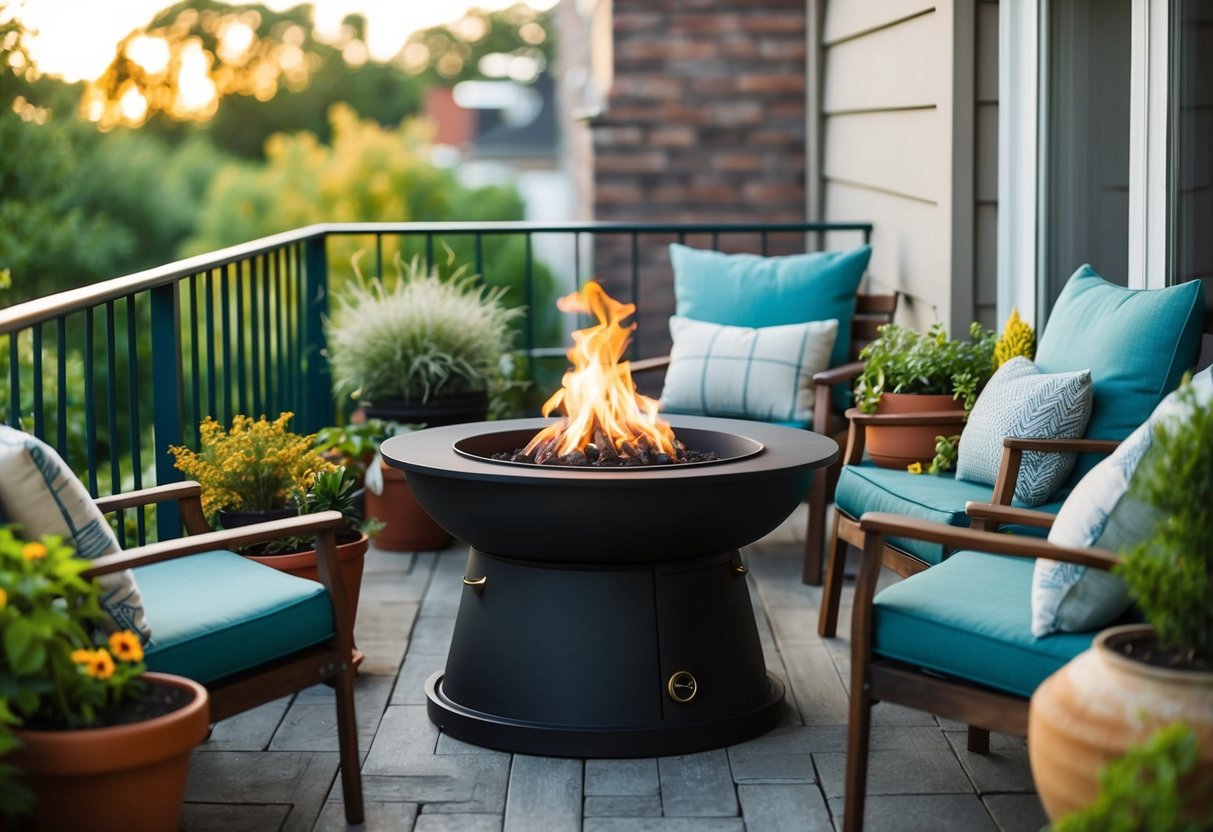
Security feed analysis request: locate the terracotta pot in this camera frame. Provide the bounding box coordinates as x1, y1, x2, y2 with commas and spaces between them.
865, 392, 967, 469
11, 672, 209, 832
365, 460, 453, 552
244, 532, 369, 635
1028, 624, 1213, 821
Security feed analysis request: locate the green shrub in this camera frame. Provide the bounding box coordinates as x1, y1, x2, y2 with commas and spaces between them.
853, 322, 997, 414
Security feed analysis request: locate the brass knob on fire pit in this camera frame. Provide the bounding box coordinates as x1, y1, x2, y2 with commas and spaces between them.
733, 562, 748, 575
667, 670, 698, 703
462, 576, 487, 594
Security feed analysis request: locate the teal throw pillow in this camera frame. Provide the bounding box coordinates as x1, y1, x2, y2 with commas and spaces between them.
669, 243, 871, 369
1032, 366, 1213, 636
1034, 265, 1205, 480
659, 316, 838, 425
955, 357, 1093, 506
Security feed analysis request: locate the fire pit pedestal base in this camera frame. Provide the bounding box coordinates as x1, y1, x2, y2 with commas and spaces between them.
427, 546, 784, 758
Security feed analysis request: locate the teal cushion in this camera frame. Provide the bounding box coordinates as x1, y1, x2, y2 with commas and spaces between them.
835, 461, 1066, 565
1035, 265, 1205, 479
873, 551, 1096, 698
669, 243, 871, 369
137, 550, 335, 683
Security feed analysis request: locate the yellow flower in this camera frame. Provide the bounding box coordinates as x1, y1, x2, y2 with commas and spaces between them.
108, 630, 144, 663
71, 648, 96, 666
83, 649, 116, 680
21, 542, 47, 560
906, 461, 924, 475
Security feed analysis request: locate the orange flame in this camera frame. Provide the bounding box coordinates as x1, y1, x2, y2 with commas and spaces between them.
525, 281, 677, 459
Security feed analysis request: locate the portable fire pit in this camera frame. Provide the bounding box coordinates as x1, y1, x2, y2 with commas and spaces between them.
381, 415, 837, 757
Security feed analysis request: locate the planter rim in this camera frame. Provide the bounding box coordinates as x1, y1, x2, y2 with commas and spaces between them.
1096, 623, 1213, 686
877, 391, 966, 406
12, 672, 210, 773
243, 531, 370, 567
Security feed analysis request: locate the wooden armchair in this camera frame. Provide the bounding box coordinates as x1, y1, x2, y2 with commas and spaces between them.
84, 482, 364, 824
843, 508, 1119, 832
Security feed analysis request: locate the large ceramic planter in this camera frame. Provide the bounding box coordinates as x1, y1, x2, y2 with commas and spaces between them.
1028, 624, 1213, 821
364, 390, 489, 428
10, 672, 209, 832
244, 532, 369, 635
865, 392, 967, 469
366, 461, 453, 552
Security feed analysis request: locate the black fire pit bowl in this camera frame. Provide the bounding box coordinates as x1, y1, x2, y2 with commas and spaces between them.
380, 415, 838, 562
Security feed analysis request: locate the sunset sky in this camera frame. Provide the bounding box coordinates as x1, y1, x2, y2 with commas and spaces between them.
11, 0, 557, 82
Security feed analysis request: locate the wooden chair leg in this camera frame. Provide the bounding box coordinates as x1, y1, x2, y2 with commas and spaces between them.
967, 725, 990, 754
817, 512, 851, 638
803, 468, 828, 584
843, 664, 873, 832
333, 662, 365, 824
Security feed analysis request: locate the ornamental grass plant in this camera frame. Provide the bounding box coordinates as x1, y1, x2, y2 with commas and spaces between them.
0, 528, 147, 815
169, 412, 332, 525
325, 253, 523, 408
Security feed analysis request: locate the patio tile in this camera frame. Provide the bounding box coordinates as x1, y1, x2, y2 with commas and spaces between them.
416, 755, 511, 814
270, 676, 393, 754
357, 753, 509, 811
421, 549, 472, 617
354, 600, 421, 641
180, 803, 290, 831
184, 751, 338, 832
585, 758, 660, 796
944, 732, 1037, 793
815, 749, 974, 799
362, 705, 440, 771
436, 731, 511, 757
312, 800, 418, 831
584, 795, 664, 817
197, 695, 291, 752
779, 644, 849, 726
584, 819, 744, 832
502, 755, 582, 832
793, 724, 952, 754
983, 793, 1050, 832
830, 794, 998, 831
414, 814, 504, 832
407, 614, 458, 655
390, 651, 447, 705
738, 783, 832, 832
355, 636, 411, 676
727, 726, 816, 783
658, 749, 739, 817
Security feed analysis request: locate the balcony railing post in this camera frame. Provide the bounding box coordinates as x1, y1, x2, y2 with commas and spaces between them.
150, 283, 184, 539
301, 236, 332, 433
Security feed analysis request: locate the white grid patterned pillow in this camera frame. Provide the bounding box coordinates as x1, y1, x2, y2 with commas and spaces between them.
0, 426, 151, 640
658, 316, 838, 424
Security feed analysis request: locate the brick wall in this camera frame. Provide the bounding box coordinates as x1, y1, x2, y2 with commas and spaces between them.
589, 0, 808, 361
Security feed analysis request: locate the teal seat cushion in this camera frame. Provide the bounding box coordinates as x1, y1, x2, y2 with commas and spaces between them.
835, 461, 1065, 565
669, 243, 871, 369
1035, 265, 1205, 480
136, 550, 335, 684
873, 551, 1095, 698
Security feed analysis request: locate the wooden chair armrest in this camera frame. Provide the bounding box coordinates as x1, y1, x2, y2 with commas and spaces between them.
83, 511, 344, 576
858, 512, 1118, 570
813, 361, 866, 386
629, 355, 670, 375
1002, 437, 1122, 454
94, 481, 201, 512
964, 501, 1057, 530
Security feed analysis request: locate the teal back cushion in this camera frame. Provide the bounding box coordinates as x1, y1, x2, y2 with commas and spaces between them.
669, 243, 871, 369
1035, 265, 1205, 479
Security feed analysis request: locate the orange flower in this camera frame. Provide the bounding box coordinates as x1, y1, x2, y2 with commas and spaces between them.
71, 648, 96, 666
21, 542, 47, 560
0, 587, 6, 608
83, 649, 115, 680
108, 630, 144, 663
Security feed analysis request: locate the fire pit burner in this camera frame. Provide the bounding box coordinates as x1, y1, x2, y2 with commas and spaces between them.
381, 415, 837, 757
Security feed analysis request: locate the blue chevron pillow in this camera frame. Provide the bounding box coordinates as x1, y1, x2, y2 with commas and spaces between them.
956, 357, 1093, 505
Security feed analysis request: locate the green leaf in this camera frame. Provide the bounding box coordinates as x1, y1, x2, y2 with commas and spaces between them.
3, 617, 45, 676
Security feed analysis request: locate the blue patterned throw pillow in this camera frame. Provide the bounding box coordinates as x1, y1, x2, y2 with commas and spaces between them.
955, 357, 1093, 505
1032, 366, 1213, 636
0, 426, 151, 640
659, 316, 838, 424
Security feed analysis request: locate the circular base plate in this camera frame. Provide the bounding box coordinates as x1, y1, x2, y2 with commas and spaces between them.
425, 670, 786, 758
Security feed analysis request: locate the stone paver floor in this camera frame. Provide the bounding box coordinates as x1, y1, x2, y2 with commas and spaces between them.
182, 505, 1048, 831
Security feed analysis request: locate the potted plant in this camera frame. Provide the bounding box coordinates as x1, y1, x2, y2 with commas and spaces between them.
851, 321, 997, 468
325, 254, 523, 426
1028, 379, 1213, 821
0, 528, 209, 830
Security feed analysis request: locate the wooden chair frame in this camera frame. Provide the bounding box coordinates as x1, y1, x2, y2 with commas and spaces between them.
84, 481, 364, 825
843, 509, 1119, 832
816, 426, 1120, 638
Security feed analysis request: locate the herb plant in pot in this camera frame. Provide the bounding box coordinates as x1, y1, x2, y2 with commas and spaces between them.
325, 255, 522, 551
852, 321, 997, 468
1028, 377, 1213, 822
0, 529, 209, 831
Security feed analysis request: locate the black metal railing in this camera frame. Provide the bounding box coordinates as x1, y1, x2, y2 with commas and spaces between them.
0, 220, 872, 543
